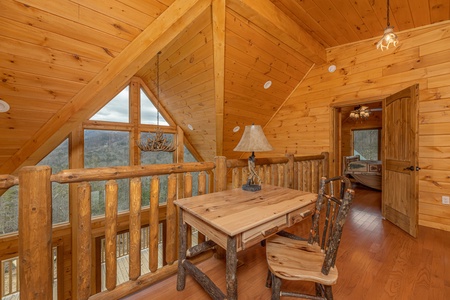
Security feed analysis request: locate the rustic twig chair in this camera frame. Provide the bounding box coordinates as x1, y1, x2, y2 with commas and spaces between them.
266, 176, 354, 300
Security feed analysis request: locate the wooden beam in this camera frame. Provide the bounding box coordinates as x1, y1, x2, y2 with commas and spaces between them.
0, 0, 211, 175
227, 0, 326, 64
212, 0, 226, 156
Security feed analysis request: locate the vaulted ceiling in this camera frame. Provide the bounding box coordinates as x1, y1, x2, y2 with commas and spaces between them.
1, 0, 449, 174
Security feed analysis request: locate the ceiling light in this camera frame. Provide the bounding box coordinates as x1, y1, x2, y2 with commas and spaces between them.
187, 124, 194, 130
328, 65, 336, 73
264, 81, 272, 89
349, 105, 371, 121
233, 126, 240, 133
0, 99, 10, 113
377, 0, 398, 51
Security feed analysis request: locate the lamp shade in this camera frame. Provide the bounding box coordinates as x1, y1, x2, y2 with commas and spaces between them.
234, 125, 273, 152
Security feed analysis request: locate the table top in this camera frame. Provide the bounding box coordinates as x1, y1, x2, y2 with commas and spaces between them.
174, 185, 317, 236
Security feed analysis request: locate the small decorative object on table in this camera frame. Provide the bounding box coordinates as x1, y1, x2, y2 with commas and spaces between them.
233, 124, 273, 191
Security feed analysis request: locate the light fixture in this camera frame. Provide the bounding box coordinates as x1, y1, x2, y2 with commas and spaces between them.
0, 99, 10, 113
137, 51, 176, 152
233, 126, 240, 133
328, 65, 336, 73
233, 124, 273, 191
264, 81, 272, 89
349, 105, 371, 121
376, 0, 398, 51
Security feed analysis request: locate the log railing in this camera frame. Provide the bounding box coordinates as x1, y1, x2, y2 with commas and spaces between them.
226, 152, 329, 193
0, 153, 329, 300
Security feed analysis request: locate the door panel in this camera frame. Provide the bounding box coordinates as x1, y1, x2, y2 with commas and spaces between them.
382, 85, 419, 237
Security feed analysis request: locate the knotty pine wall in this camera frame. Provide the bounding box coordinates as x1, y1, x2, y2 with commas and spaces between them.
264, 21, 450, 232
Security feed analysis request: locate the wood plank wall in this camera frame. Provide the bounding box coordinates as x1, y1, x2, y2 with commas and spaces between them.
136, 8, 216, 162
264, 21, 450, 232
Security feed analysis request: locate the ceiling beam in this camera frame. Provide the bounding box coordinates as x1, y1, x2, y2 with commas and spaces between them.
212, 0, 226, 156
227, 0, 326, 64
0, 0, 211, 175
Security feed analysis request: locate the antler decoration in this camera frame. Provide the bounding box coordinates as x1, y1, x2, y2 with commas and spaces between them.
137, 129, 176, 152
137, 51, 177, 152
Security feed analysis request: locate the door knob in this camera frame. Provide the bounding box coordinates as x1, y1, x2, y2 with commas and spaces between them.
416, 166, 421, 171
404, 166, 414, 171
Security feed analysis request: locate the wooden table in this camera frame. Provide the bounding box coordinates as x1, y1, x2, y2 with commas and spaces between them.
175, 184, 317, 299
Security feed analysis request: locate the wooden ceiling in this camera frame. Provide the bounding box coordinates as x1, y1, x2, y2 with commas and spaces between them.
0, 0, 449, 174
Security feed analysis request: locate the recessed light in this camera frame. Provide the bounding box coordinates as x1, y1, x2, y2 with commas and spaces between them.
187, 124, 194, 131
328, 65, 337, 73
0, 99, 10, 113
264, 80, 272, 89
233, 126, 240, 133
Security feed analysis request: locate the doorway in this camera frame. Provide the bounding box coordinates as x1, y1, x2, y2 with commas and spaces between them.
331, 85, 419, 237
333, 101, 383, 179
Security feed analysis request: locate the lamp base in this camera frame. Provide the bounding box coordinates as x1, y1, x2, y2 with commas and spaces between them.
242, 184, 261, 192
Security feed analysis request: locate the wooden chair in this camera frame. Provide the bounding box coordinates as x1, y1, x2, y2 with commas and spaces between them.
266, 176, 354, 300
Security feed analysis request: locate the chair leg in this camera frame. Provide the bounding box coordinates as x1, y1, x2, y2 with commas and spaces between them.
271, 274, 281, 300
315, 283, 322, 296
266, 270, 272, 288
324, 285, 333, 300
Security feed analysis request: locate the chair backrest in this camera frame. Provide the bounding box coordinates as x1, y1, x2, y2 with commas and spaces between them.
308, 176, 354, 275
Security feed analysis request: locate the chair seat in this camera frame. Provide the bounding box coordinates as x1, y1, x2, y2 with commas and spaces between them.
266, 235, 338, 286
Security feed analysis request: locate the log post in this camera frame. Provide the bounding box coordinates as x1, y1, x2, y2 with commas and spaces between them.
149, 176, 160, 272
18, 166, 52, 300
322, 151, 330, 178
214, 156, 227, 192
76, 182, 92, 299
285, 153, 294, 189
184, 173, 193, 248
197, 172, 206, 244
105, 180, 118, 291
129, 178, 141, 280
166, 174, 177, 264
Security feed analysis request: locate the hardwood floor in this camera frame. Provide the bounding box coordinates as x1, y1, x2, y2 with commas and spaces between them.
123, 185, 450, 299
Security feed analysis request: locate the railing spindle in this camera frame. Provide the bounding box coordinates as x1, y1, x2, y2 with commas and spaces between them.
129, 178, 141, 280
105, 180, 118, 291
149, 176, 160, 273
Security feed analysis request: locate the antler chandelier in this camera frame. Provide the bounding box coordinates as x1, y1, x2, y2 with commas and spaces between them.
376, 0, 399, 51
349, 105, 370, 121
137, 51, 176, 152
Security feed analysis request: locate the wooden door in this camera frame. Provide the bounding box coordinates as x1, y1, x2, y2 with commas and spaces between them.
382, 85, 419, 237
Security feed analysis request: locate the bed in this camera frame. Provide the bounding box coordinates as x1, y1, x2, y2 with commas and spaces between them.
343, 155, 382, 190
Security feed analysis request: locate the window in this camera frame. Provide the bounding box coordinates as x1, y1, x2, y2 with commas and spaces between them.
38, 139, 69, 224
84, 130, 130, 215
353, 129, 381, 160
90, 86, 129, 123
140, 88, 168, 125
0, 139, 69, 235
140, 133, 174, 206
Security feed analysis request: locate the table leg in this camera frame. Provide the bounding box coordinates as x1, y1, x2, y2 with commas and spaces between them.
226, 235, 237, 300
177, 211, 187, 291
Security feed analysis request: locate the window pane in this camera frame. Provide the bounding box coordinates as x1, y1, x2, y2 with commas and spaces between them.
140, 133, 174, 205
90, 86, 129, 123
85, 130, 130, 215
0, 140, 70, 233
140, 88, 168, 125
353, 129, 380, 160
38, 139, 69, 224
0, 186, 18, 234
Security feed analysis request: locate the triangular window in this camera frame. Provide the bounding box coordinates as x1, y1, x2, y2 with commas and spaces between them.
90, 86, 129, 123
140, 88, 168, 125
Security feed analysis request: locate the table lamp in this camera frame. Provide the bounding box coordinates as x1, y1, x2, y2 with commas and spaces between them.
233, 124, 273, 191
